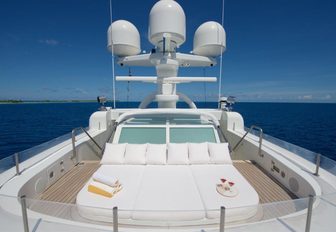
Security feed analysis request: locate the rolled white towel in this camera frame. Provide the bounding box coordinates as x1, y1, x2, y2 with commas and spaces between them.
92, 172, 119, 187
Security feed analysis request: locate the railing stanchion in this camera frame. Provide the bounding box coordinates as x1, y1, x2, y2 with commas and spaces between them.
220, 206, 225, 232
20, 196, 30, 232
314, 154, 321, 176
80, 127, 103, 151
14, 153, 20, 175
71, 129, 77, 162
305, 195, 314, 232
113, 206, 118, 232
258, 128, 263, 157
232, 125, 263, 157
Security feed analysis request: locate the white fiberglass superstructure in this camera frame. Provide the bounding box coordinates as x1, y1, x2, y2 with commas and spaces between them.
0, 0, 336, 232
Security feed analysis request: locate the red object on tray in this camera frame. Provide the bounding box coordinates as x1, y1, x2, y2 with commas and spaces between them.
229, 181, 235, 186
220, 178, 226, 183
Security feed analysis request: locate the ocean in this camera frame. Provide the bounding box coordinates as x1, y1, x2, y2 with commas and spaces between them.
0, 102, 335, 161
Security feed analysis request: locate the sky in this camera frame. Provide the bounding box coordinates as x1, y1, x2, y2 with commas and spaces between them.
0, 0, 335, 103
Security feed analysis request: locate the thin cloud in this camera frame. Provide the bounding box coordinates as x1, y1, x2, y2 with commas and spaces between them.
98, 87, 112, 94
74, 88, 88, 95
64, 87, 88, 95
298, 95, 313, 100
41, 87, 58, 93
38, 39, 59, 46
325, 94, 332, 100
6, 33, 20, 41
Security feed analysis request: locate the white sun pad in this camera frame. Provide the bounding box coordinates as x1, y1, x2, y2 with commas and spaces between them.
76, 163, 259, 224
190, 164, 260, 221
132, 165, 205, 221
76, 165, 145, 221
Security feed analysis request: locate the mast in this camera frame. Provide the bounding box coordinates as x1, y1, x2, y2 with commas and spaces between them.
107, 0, 226, 109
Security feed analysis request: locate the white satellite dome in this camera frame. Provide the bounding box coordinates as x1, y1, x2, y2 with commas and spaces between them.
107, 20, 141, 56
193, 21, 226, 57
149, 0, 186, 47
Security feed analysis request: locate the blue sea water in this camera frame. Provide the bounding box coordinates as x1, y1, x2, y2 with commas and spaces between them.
0, 102, 335, 161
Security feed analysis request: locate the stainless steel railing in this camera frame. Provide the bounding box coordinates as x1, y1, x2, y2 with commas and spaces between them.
71, 122, 119, 162
71, 127, 103, 162
16, 197, 320, 232
232, 125, 264, 157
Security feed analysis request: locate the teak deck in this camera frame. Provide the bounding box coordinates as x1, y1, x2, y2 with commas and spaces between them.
39, 160, 297, 204
34, 160, 298, 221
39, 161, 100, 204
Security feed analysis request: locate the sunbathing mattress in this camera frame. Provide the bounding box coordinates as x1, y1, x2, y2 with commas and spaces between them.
190, 164, 260, 221
76, 165, 145, 222
132, 165, 205, 221
76, 164, 259, 224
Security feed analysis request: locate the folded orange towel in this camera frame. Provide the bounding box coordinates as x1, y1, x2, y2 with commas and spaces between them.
88, 181, 123, 198
88, 182, 114, 198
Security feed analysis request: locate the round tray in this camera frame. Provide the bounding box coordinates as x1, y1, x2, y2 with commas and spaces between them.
216, 185, 239, 197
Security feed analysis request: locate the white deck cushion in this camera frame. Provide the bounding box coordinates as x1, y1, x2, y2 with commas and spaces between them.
100, 143, 126, 165
132, 165, 205, 221
146, 144, 167, 165
76, 165, 145, 221
190, 164, 259, 221
188, 143, 210, 164
167, 143, 189, 164
208, 143, 232, 164
124, 144, 147, 164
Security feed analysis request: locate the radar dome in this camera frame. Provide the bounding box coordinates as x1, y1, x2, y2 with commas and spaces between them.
107, 20, 141, 56
193, 21, 226, 57
149, 0, 186, 47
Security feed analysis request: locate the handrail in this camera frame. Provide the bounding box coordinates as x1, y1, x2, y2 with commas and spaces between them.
216, 126, 233, 152
20, 196, 29, 232
232, 125, 263, 157
7, 192, 330, 231
71, 127, 102, 162
107, 121, 118, 144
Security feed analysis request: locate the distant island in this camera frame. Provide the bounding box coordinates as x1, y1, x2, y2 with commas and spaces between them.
0, 100, 23, 104
0, 99, 109, 104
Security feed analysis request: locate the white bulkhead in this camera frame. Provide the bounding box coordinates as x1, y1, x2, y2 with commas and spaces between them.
149, 0, 186, 47
193, 21, 226, 57
107, 20, 141, 56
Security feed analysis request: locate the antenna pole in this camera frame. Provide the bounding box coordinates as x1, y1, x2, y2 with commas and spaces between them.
203, 67, 207, 105
109, 0, 116, 109
127, 68, 131, 106
218, 0, 225, 108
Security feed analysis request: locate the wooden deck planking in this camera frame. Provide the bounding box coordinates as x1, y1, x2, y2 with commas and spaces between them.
38, 160, 297, 204
39, 161, 100, 204
233, 160, 297, 203
29, 161, 297, 222
233, 160, 298, 219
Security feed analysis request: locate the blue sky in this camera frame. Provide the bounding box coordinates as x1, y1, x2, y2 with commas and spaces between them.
0, 0, 335, 103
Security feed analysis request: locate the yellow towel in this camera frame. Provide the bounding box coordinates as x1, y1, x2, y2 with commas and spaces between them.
88, 181, 122, 198
88, 181, 114, 198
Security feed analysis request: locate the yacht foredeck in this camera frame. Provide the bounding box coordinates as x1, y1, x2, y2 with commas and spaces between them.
35, 160, 297, 208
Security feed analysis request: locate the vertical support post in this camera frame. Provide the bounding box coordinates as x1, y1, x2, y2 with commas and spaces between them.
20, 196, 30, 232
71, 129, 77, 163
220, 206, 225, 232
258, 129, 263, 157
314, 154, 321, 176
14, 153, 20, 175
113, 206, 118, 232
305, 195, 314, 232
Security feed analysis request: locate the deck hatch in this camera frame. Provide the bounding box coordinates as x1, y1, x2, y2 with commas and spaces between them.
119, 127, 166, 144
170, 127, 216, 143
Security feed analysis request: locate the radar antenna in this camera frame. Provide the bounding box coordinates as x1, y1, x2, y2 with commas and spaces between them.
107, 0, 226, 109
